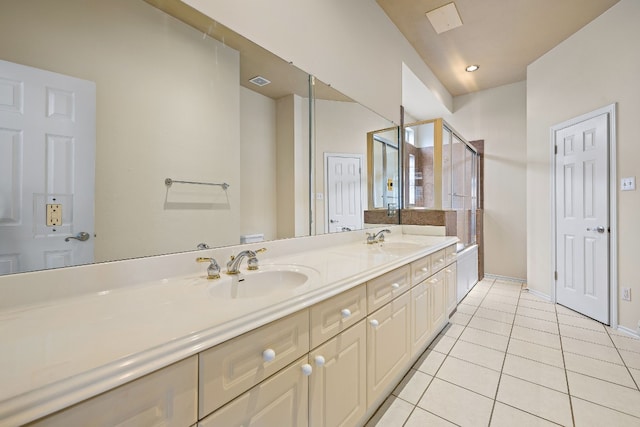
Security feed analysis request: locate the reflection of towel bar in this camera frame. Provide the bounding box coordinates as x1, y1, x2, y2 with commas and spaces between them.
165, 178, 229, 190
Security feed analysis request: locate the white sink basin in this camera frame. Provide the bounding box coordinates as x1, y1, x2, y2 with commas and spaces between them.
201, 264, 319, 299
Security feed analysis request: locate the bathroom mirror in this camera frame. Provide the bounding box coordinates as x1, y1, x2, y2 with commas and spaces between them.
0, 0, 398, 276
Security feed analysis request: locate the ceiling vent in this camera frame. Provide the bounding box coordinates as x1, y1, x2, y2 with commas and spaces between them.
249, 75, 271, 87
426, 2, 463, 34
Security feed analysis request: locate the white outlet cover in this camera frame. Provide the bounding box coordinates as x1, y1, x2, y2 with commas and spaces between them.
621, 176, 635, 191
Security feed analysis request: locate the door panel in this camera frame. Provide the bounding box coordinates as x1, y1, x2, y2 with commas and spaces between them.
555, 113, 609, 323
327, 155, 362, 233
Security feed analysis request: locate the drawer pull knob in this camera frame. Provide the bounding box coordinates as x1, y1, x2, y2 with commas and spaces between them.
421, 267, 428, 273
341, 308, 352, 318
369, 319, 379, 327
446, 269, 452, 274
430, 278, 438, 284
301, 364, 313, 376
391, 283, 400, 290
262, 348, 276, 362
315, 355, 326, 367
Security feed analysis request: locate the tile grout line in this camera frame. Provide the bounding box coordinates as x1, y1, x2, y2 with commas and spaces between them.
604, 324, 640, 392
556, 299, 577, 427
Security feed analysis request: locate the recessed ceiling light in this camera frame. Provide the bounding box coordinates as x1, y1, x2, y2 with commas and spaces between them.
249, 76, 271, 86
465, 65, 480, 72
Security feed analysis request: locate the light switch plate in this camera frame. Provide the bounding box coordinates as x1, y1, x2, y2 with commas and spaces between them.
46, 204, 62, 226
621, 176, 636, 191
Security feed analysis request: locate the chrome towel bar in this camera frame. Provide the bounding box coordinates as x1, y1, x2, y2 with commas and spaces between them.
164, 178, 229, 190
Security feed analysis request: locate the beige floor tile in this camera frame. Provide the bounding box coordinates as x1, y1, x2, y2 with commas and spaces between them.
556, 303, 588, 318
450, 311, 472, 326
630, 368, 640, 389
459, 327, 510, 352
413, 348, 447, 375
456, 303, 478, 315
564, 353, 635, 388
428, 334, 458, 354
557, 313, 606, 332
571, 397, 640, 427
517, 306, 558, 322
404, 407, 456, 427
492, 280, 523, 290
518, 299, 557, 313
480, 300, 518, 314
519, 291, 551, 303
497, 375, 572, 426
507, 338, 565, 368
474, 307, 515, 324
483, 293, 519, 305
436, 356, 500, 398
620, 349, 640, 370
392, 369, 432, 404
514, 315, 559, 334
449, 340, 506, 371
611, 335, 640, 354
365, 395, 414, 427
511, 325, 562, 349
468, 316, 513, 336
442, 323, 465, 339
418, 378, 493, 427
567, 371, 640, 418
461, 295, 484, 307
490, 402, 559, 427
559, 324, 613, 347
561, 336, 624, 365
502, 354, 568, 393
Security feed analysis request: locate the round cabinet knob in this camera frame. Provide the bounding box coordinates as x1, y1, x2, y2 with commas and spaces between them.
262, 348, 276, 362
301, 364, 313, 376
315, 355, 326, 367
391, 283, 400, 290
341, 308, 351, 319
369, 319, 379, 327
421, 267, 428, 273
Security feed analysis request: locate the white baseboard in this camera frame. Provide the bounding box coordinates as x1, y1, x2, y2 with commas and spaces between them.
484, 273, 527, 284
616, 325, 640, 339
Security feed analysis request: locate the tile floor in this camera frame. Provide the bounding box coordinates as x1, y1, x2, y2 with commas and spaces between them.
366, 278, 640, 427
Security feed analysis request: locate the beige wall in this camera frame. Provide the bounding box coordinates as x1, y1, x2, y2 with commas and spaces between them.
240, 87, 277, 241
0, 0, 242, 261
527, 0, 640, 331
448, 82, 527, 279
183, 0, 452, 124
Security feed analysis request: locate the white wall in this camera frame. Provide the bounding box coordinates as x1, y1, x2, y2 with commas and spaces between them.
527, 0, 640, 331
0, 0, 241, 262
183, 0, 452, 124
240, 87, 277, 241
449, 82, 527, 280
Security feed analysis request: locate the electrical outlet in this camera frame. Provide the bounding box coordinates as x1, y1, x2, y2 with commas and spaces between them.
621, 176, 636, 191
622, 287, 631, 301
46, 204, 62, 226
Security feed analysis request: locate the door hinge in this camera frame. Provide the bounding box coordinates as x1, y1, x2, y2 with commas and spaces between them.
554, 145, 558, 155
554, 271, 558, 280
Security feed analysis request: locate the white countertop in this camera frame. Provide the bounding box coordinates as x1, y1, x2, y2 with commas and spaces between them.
0, 230, 457, 426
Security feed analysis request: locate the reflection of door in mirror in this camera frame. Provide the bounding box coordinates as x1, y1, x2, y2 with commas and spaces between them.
325, 154, 363, 233
368, 131, 399, 211
0, 60, 95, 275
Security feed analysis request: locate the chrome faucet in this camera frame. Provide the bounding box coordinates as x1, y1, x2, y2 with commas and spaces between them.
226, 248, 267, 274
196, 257, 221, 280
366, 229, 391, 244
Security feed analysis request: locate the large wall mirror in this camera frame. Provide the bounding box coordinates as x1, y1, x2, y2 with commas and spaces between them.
0, 0, 399, 276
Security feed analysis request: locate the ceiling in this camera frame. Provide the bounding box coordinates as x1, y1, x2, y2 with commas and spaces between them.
377, 0, 620, 96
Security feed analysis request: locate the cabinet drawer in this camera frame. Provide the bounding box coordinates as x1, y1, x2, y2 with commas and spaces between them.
199, 356, 309, 427
199, 310, 309, 418
367, 265, 411, 313
30, 357, 198, 427
410, 255, 431, 286
445, 244, 457, 265
310, 284, 366, 349
431, 249, 446, 273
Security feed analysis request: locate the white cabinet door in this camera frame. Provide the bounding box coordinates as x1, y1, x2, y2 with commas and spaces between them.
411, 280, 432, 356
310, 284, 366, 349
445, 262, 457, 316
366, 291, 411, 407
199, 356, 310, 427
309, 321, 367, 427
429, 270, 447, 331
30, 357, 197, 427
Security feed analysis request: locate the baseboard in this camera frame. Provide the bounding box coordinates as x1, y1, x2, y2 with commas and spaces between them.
616, 325, 640, 339
484, 273, 527, 284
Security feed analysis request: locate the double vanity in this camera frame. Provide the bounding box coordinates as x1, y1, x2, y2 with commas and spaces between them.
0, 226, 458, 426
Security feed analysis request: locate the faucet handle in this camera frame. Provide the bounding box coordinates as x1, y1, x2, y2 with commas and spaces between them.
196, 257, 221, 280
247, 248, 267, 271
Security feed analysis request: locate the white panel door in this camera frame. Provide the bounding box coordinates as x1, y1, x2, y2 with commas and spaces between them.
555, 113, 609, 323
326, 155, 362, 233
0, 60, 95, 275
